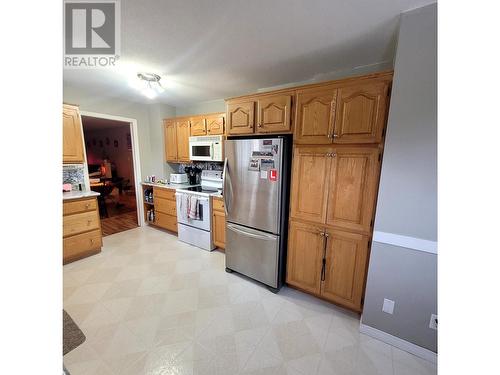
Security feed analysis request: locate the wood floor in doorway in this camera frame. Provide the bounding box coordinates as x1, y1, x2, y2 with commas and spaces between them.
101, 211, 138, 236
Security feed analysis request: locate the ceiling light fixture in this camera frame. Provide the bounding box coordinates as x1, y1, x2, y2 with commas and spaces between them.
134, 72, 165, 99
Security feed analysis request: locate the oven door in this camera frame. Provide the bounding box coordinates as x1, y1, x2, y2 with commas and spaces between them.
189, 141, 214, 161
175, 193, 211, 231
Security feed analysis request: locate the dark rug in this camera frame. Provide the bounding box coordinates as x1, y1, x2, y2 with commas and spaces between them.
63, 310, 86, 355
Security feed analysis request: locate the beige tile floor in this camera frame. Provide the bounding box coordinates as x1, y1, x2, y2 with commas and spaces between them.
63, 226, 437, 375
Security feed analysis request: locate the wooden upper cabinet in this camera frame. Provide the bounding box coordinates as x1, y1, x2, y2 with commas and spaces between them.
227, 101, 255, 135
286, 220, 325, 295
206, 113, 225, 135
190, 116, 207, 136
290, 146, 332, 224
63, 104, 84, 163
333, 81, 389, 144
326, 147, 380, 234
256, 94, 292, 133
321, 230, 369, 311
176, 120, 191, 162
294, 87, 338, 144
164, 120, 178, 162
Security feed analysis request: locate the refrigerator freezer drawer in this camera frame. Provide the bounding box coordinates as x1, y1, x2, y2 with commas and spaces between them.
226, 222, 279, 288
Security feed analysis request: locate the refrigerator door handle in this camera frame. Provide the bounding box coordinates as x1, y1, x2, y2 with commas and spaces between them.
227, 223, 276, 241
223, 157, 232, 216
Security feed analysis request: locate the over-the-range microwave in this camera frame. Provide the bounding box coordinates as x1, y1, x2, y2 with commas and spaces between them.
189, 135, 224, 162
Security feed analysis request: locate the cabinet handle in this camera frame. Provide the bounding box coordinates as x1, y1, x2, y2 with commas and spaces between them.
327, 134, 331, 139
332, 133, 339, 138
85, 203, 90, 208
321, 258, 326, 281
331, 153, 336, 158
320, 231, 329, 282
319, 231, 325, 237
87, 219, 92, 225
90, 239, 94, 244
258, 123, 263, 128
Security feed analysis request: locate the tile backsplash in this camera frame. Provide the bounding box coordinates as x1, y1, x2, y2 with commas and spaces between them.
176, 162, 223, 172
63, 164, 86, 191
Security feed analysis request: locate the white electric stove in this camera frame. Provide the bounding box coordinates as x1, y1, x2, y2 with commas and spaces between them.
175, 170, 223, 251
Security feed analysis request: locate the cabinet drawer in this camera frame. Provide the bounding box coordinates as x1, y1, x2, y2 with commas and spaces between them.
153, 188, 176, 200
155, 212, 177, 232
156, 197, 177, 215
63, 229, 102, 262
63, 198, 97, 216
212, 197, 225, 213
63, 210, 100, 237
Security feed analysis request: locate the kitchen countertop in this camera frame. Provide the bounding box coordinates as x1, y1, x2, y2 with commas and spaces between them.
141, 182, 200, 190
63, 190, 100, 201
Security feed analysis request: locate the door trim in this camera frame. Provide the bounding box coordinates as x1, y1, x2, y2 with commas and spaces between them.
80, 110, 144, 227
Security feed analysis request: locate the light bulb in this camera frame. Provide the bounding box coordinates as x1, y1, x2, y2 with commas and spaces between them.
155, 84, 165, 94
142, 86, 157, 99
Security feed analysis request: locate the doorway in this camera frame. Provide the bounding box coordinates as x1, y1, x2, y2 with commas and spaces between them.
80, 113, 142, 236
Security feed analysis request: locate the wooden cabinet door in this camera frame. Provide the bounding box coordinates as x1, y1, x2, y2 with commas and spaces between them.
256, 94, 292, 133
190, 116, 207, 136
286, 221, 325, 294
206, 114, 225, 135
294, 87, 338, 144
176, 120, 191, 162
63, 104, 84, 163
213, 210, 226, 250
290, 146, 332, 224
164, 120, 178, 162
333, 81, 389, 144
321, 230, 369, 311
326, 147, 379, 234
227, 101, 255, 135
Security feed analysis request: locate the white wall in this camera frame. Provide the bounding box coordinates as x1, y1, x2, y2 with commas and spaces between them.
175, 99, 226, 117
362, 3, 437, 353
147, 103, 176, 178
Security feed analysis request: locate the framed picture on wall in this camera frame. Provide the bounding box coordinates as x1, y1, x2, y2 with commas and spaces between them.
126, 133, 132, 150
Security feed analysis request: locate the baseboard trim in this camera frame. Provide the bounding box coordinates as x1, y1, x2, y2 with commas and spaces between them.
359, 322, 437, 363
372, 231, 437, 254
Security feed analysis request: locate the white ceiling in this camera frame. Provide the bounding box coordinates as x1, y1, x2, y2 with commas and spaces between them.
63, 0, 436, 107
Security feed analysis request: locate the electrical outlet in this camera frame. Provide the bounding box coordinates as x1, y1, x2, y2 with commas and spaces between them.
382, 298, 395, 314
429, 314, 437, 330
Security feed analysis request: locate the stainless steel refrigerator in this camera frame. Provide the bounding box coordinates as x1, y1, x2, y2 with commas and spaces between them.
223, 136, 291, 292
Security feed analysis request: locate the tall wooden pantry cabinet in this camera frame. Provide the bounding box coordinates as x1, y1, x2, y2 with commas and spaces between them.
284, 73, 392, 312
